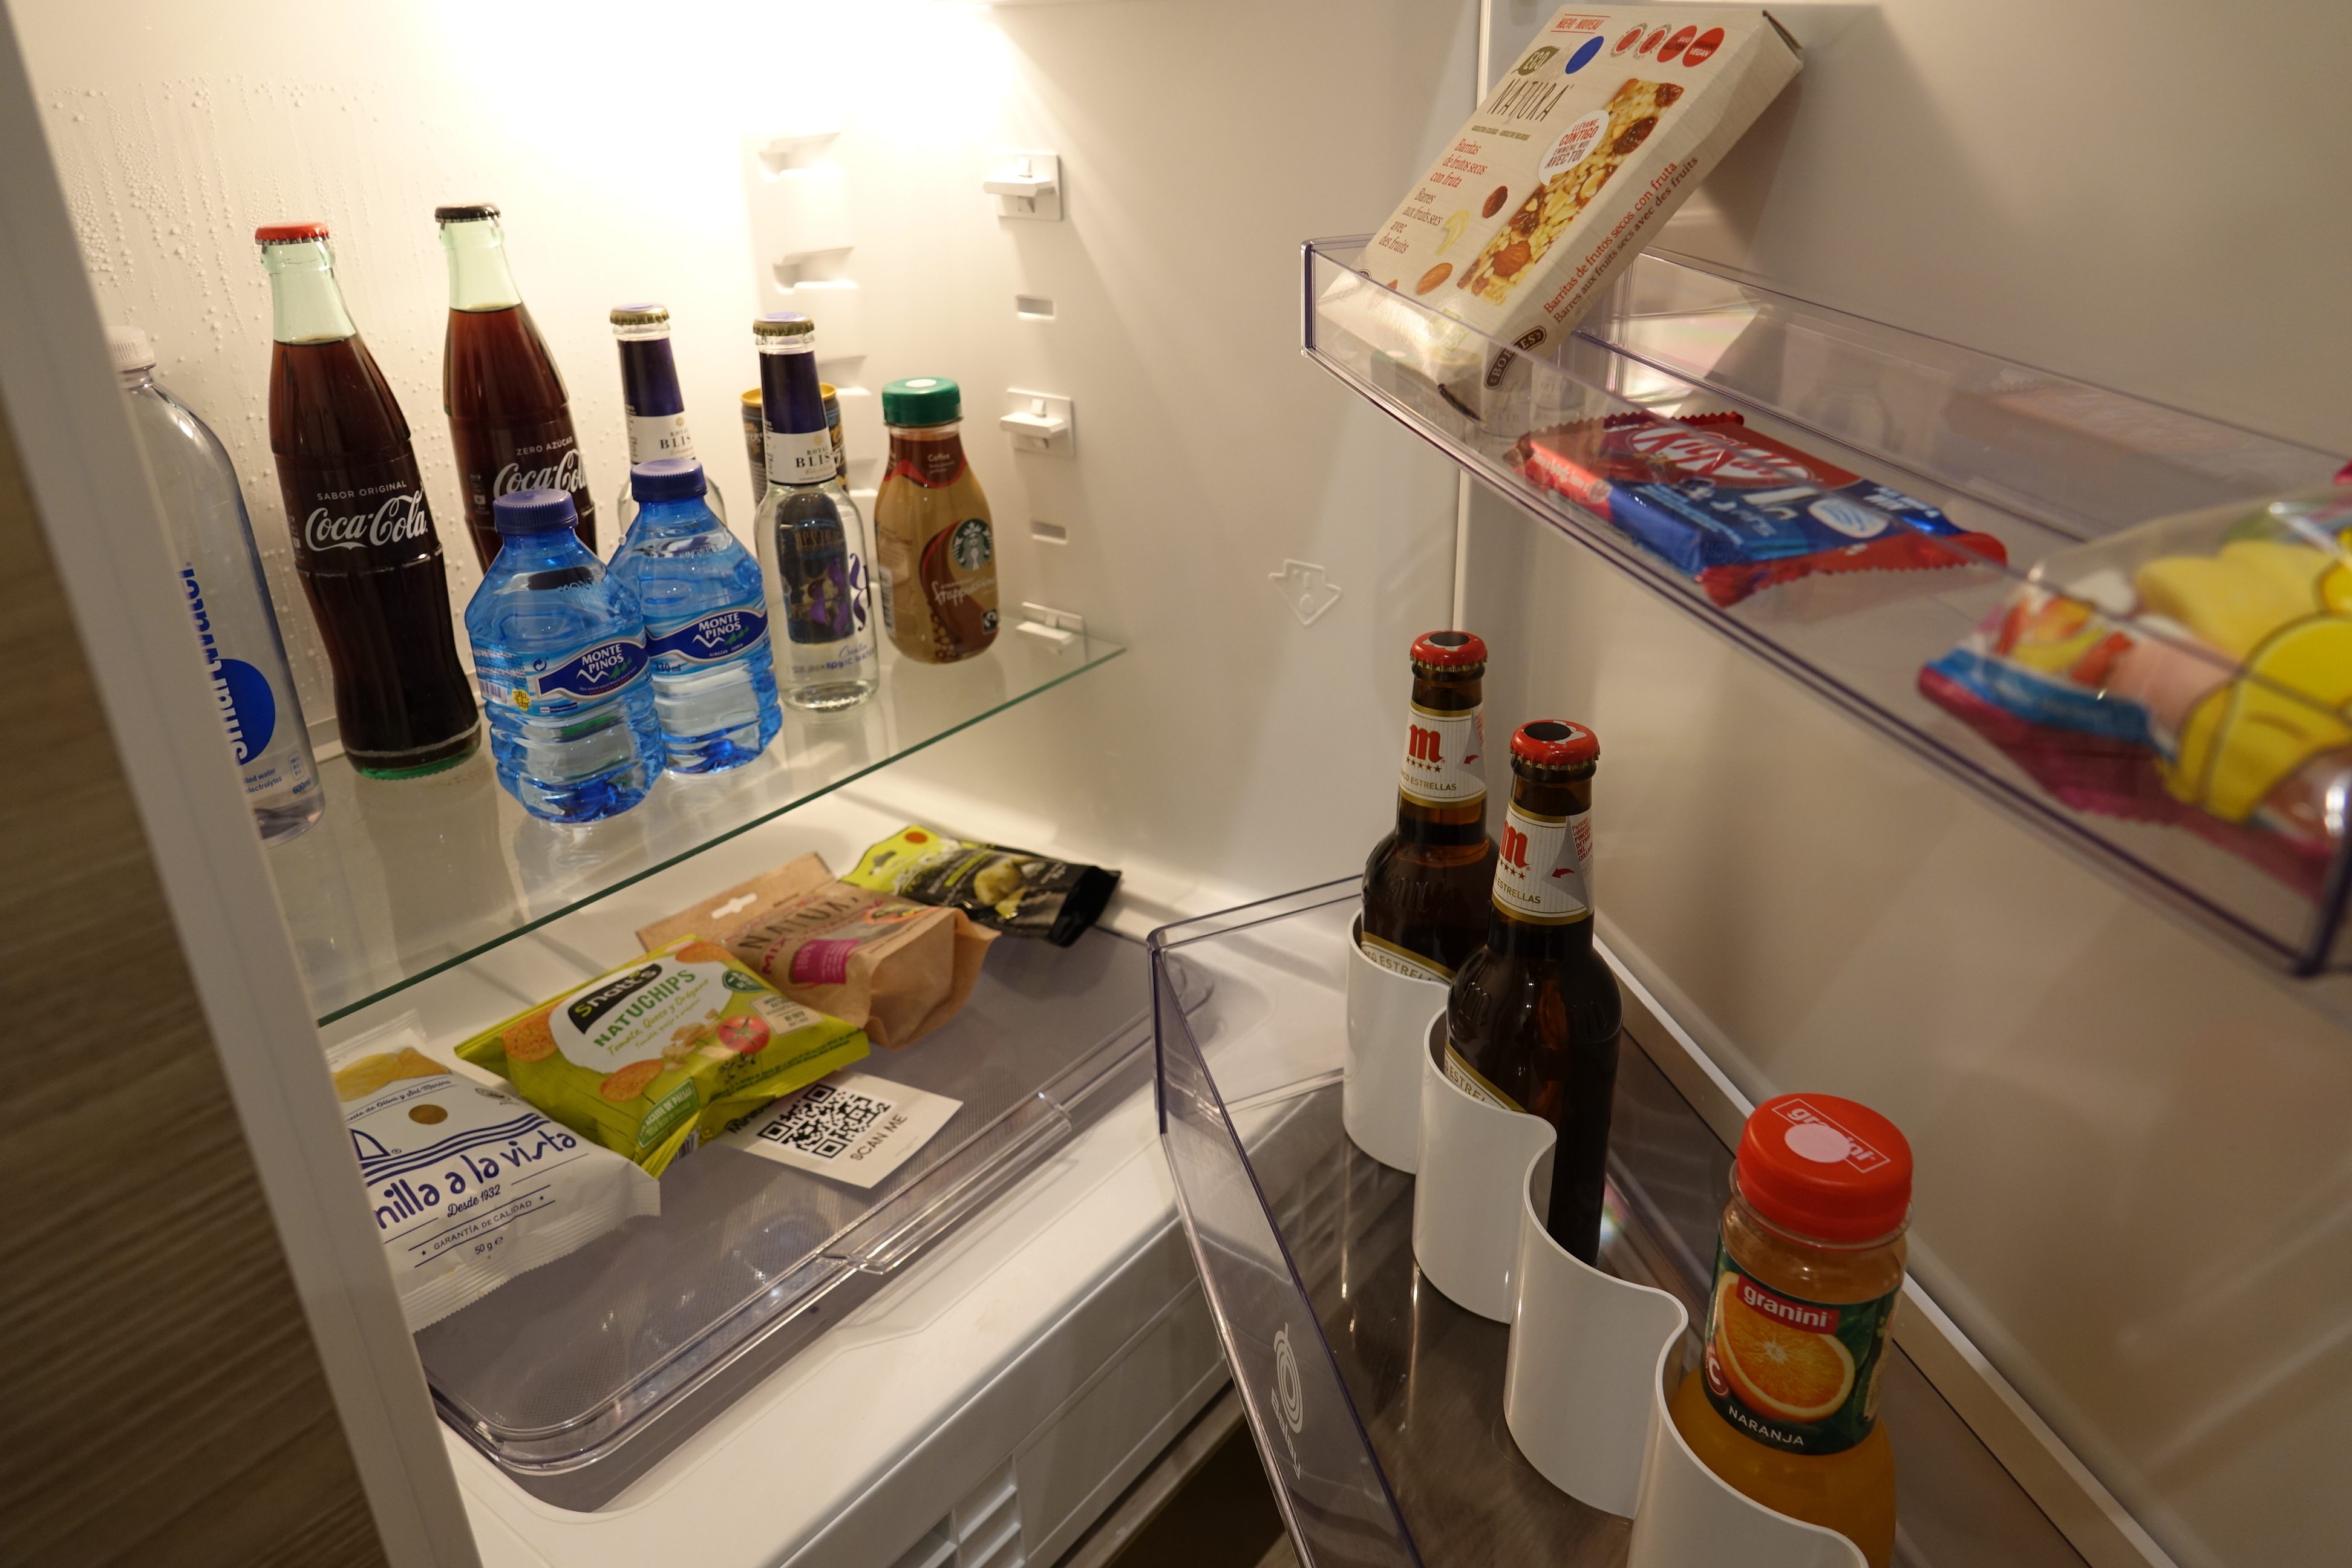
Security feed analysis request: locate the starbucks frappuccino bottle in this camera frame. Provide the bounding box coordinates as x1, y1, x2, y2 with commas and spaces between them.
875, 377, 999, 662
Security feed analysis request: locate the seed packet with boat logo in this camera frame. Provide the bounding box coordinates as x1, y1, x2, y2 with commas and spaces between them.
455, 938, 867, 1177
328, 1015, 658, 1330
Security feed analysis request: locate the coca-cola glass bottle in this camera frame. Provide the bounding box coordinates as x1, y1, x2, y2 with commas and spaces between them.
256, 221, 480, 779
437, 203, 596, 567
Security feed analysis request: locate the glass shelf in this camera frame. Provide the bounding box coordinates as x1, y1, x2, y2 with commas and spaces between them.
1304, 237, 2352, 976
1149, 883, 2092, 1568
268, 632, 1122, 1024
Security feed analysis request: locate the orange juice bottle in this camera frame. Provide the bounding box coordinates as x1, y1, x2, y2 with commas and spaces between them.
1668, 1094, 1912, 1567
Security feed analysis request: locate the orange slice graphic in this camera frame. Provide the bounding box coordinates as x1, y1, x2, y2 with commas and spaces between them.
1715, 1275, 1855, 1424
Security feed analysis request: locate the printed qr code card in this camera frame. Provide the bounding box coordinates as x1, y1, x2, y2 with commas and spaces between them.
715, 1071, 964, 1189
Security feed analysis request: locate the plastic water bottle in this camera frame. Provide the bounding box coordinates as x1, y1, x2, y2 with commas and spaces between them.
112, 326, 324, 844
607, 458, 781, 773
463, 488, 661, 822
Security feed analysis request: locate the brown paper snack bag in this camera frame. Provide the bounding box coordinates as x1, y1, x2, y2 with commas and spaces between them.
638, 854, 995, 1050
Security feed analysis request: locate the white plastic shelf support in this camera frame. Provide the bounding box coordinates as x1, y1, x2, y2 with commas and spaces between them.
985, 152, 1062, 220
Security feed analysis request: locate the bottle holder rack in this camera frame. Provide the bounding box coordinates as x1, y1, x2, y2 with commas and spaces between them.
1153, 881, 2092, 1568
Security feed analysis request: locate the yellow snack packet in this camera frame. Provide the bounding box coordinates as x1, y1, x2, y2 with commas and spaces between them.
456, 937, 867, 1177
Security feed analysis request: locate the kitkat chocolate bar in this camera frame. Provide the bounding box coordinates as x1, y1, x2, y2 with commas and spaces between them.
1509, 411, 2008, 605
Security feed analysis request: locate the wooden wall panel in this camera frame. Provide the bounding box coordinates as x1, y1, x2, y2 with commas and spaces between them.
0, 391, 386, 1567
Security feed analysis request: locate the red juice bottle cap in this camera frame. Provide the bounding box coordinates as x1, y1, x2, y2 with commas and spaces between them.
1737, 1094, 1913, 1243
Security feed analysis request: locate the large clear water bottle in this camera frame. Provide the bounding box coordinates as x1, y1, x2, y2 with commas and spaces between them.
463, 488, 661, 823
607, 458, 781, 773
112, 326, 324, 843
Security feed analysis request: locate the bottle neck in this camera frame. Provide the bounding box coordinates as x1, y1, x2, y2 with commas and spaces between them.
1394, 667, 1486, 834
489, 528, 595, 575
632, 494, 717, 534
1484, 907, 1595, 958
758, 344, 827, 437
117, 365, 155, 392
260, 240, 358, 344
616, 332, 685, 418
441, 218, 522, 312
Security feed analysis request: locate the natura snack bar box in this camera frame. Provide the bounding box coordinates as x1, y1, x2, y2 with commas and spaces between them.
1342, 7, 1798, 394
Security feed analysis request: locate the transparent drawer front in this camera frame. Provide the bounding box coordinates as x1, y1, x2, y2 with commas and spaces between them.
426, 927, 1154, 1509
1151, 885, 2092, 1568
1304, 238, 2352, 978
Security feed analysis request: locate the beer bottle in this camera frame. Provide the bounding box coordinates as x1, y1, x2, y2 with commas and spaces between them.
1442, 719, 1622, 1264
1361, 630, 1497, 981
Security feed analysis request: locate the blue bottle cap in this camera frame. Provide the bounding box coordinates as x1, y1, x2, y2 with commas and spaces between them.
492, 487, 579, 535
632, 458, 707, 503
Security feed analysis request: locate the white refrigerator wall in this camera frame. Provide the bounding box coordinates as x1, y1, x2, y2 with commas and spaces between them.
25, 1, 2351, 1566
1464, 4, 2352, 1568
21, 0, 1477, 913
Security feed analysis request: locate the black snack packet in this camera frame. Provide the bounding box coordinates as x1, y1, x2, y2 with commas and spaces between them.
843, 826, 1120, 947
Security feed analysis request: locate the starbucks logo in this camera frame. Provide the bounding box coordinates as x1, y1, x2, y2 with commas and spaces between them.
949, 517, 994, 572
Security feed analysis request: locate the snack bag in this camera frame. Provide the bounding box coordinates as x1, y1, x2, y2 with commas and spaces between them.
636, 853, 995, 1050
1511, 411, 2008, 606
846, 826, 1120, 947
1919, 486, 2352, 890
456, 938, 867, 1177
329, 1016, 658, 1330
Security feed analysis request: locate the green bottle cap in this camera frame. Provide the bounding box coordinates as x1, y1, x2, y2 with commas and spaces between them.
883, 376, 961, 426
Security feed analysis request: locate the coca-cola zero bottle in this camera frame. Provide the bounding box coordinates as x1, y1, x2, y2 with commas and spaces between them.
256, 221, 480, 778
437, 203, 596, 566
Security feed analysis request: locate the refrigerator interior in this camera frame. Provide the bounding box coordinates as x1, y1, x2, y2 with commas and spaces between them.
13, 1, 2351, 1567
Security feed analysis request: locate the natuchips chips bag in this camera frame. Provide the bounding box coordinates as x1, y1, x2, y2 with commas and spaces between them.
456, 938, 868, 1177
329, 1016, 658, 1330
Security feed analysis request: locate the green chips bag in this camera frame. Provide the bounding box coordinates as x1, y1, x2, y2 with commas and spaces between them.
456, 938, 868, 1177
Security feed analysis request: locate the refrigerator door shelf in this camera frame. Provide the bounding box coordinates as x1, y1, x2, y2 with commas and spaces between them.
1304, 238, 2352, 983
1149, 882, 2096, 1568
275, 632, 1123, 1025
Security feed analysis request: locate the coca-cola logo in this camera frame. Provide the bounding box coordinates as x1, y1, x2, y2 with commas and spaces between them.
495, 446, 585, 497
305, 491, 431, 553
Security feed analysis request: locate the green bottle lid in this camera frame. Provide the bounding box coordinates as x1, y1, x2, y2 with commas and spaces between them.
883, 376, 961, 426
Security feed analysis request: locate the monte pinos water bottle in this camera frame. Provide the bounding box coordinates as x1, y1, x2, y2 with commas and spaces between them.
113, 325, 323, 843
463, 488, 661, 823
608, 457, 780, 773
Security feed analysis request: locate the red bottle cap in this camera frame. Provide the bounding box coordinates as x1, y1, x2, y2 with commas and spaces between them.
1736, 1094, 1913, 1243
1510, 719, 1598, 768
254, 221, 330, 244
1409, 630, 1487, 668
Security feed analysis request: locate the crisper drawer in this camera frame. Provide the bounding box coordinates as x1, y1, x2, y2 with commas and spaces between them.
1149, 883, 2092, 1568
425, 924, 1161, 1509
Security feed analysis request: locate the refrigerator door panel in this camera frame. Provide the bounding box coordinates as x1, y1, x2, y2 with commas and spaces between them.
1465, 475, 2352, 1568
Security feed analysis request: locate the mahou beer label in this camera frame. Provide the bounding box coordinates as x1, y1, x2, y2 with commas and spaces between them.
1492, 799, 1592, 923
1398, 702, 1486, 807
